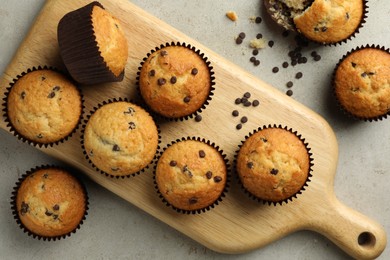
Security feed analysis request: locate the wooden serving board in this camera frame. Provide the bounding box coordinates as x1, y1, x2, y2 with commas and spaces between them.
0, 0, 387, 259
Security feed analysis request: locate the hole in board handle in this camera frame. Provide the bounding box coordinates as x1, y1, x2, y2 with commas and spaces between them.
358, 232, 376, 248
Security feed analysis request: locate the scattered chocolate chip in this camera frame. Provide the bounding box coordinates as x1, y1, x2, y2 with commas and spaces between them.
270, 168, 279, 175
361, 72, 367, 78
286, 81, 293, 88
236, 123, 242, 130
368, 72, 375, 76
236, 37, 243, 44
243, 92, 251, 98
157, 78, 166, 86
250, 57, 256, 62
291, 60, 298, 66
169, 160, 177, 167
53, 86, 60, 91
298, 57, 307, 64
238, 32, 246, 39
351, 62, 357, 68
282, 62, 289, 68
128, 122, 136, 130
45, 210, 53, 216
255, 17, 262, 24
41, 184, 45, 190
244, 101, 252, 107
268, 40, 274, 48
43, 173, 49, 179
346, 12, 350, 19
252, 49, 259, 56
199, 150, 206, 158
241, 116, 248, 123
254, 60, 260, 66
53, 204, 60, 211
295, 72, 303, 79
149, 70, 155, 77
247, 162, 254, 169
161, 50, 168, 56
191, 68, 198, 75
41, 76, 46, 81
20, 202, 29, 215
313, 55, 321, 61
311, 51, 318, 57
241, 97, 248, 104
235, 98, 242, 104
272, 67, 279, 73
113, 144, 120, 152
170, 76, 177, 84
256, 33, 263, 39
124, 107, 135, 115
47, 92, 55, 98
213, 176, 222, 183
252, 100, 260, 107
195, 115, 202, 122
183, 96, 191, 103
189, 197, 198, 204
206, 171, 213, 179
286, 90, 293, 96
261, 137, 267, 142
114, 23, 119, 29
232, 110, 239, 117
53, 214, 59, 220
20, 91, 26, 99
321, 26, 327, 32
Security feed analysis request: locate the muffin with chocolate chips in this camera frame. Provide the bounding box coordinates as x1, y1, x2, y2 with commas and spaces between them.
333, 45, 390, 121
82, 100, 159, 177
236, 126, 312, 205
155, 138, 228, 213
12, 166, 88, 240
139, 43, 213, 119
264, 0, 366, 44
4, 68, 83, 146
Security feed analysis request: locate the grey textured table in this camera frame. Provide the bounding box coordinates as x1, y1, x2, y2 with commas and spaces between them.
0, 1, 389, 259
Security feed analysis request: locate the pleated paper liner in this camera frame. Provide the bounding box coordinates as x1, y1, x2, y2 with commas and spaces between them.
234, 124, 314, 206
57, 1, 126, 85
2, 65, 84, 148
136, 41, 215, 122
154, 136, 230, 214
80, 97, 161, 179
10, 165, 89, 241
332, 44, 390, 122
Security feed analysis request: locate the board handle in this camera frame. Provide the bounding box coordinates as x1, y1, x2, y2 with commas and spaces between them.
306, 195, 387, 260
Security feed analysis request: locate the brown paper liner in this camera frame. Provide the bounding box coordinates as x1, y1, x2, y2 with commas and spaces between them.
154, 136, 230, 214
80, 97, 161, 178
136, 41, 215, 122
2, 65, 84, 148
10, 165, 89, 241
57, 1, 125, 85
234, 124, 313, 206
332, 44, 390, 121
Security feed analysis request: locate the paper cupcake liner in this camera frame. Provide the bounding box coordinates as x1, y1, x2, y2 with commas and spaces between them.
136, 41, 215, 122
80, 97, 161, 178
10, 165, 89, 241
332, 44, 390, 122
57, 1, 125, 85
2, 65, 84, 148
234, 124, 314, 206
154, 136, 230, 214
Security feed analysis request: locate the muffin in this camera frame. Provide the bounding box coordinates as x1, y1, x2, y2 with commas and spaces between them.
11, 166, 88, 240
236, 126, 312, 204
155, 138, 228, 213
4, 68, 83, 146
334, 45, 390, 121
139, 43, 214, 119
58, 1, 128, 84
82, 100, 159, 177
264, 0, 366, 44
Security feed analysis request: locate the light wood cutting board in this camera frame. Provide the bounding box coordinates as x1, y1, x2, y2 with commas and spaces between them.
0, 0, 386, 259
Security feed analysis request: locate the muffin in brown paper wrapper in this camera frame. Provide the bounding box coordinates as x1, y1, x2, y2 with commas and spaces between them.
136, 42, 215, 122
81, 98, 161, 178
332, 44, 390, 122
154, 136, 230, 214
234, 124, 313, 206
264, 0, 368, 46
2, 66, 84, 148
11, 165, 89, 241
57, 1, 128, 85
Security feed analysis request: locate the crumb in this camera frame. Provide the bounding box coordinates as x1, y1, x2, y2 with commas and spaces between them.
226, 11, 238, 22
249, 16, 257, 23
249, 39, 267, 49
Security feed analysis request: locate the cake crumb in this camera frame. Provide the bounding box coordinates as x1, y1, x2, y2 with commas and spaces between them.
249, 16, 256, 23
249, 39, 267, 49
226, 11, 238, 22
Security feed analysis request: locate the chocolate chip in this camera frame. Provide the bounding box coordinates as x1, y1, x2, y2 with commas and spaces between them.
161, 50, 168, 56
295, 72, 303, 79
53, 204, 60, 211
255, 17, 262, 24
45, 209, 53, 216
346, 12, 350, 19
286, 81, 293, 88
250, 57, 256, 63
236, 123, 242, 130
191, 68, 198, 75
282, 62, 289, 68
113, 144, 120, 152
268, 40, 274, 48
247, 162, 253, 169
189, 197, 198, 204
272, 67, 279, 73
270, 168, 279, 175
41, 76, 46, 81
53, 214, 59, 220
199, 150, 206, 158
43, 173, 48, 179
53, 86, 60, 91
206, 171, 213, 179
195, 115, 202, 122
149, 70, 155, 77
20, 202, 29, 215
47, 92, 55, 98
298, 57, 307, 64
243, 92, 251, 98
128, 122, 136, 130
213, 176, 222, 183
114, 23, 119, 29
361, 72, 367, 78
183, 96, 191, 103
314, 55, 321, 61
254, 60, 260, 66
311, 51, 318, 57
235, 98, 242, 104
321, 26, 327, 32
368, 72, 375, 76
351, 62, 357, 68
124, 107, 135, 115
252, 49, 259, 56
256, 33, 263, 39
170, 76, 177, 84
286, 90, 293, 96
241, 116, 248, 123
232, 110, 239, 117
169, 160, 177, 167
20, 91, 26, 99
238, 32, 246, 39
291, 60, 298, 66
261, 137, 267, 142
244, 101, 252, 107
252, 100, 260, 107
157, 78, 166, 86
236, 37, 243, 44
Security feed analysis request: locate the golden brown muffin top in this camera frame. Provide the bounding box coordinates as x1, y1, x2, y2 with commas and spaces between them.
7, 70, 82, 144
156, 139, 227, 211
139, 45, 211, 118
294, 0, 363, 44
237, 128, 310, 203
16, 168, 86, 237
334, 48, 390, 119
92, 5, 128, 77
84, 101, 159, 176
